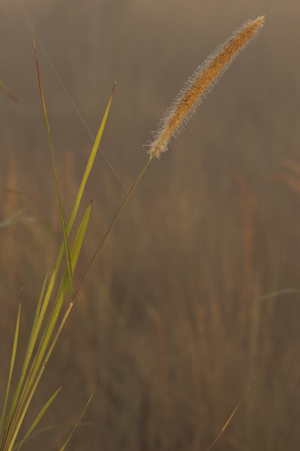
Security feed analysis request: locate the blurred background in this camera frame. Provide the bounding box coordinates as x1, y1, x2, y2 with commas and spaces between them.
1, 0, 300, 449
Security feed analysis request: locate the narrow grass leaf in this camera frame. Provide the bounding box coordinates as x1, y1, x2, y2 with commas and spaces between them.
0, 299, 21, 443
28, 84, 115, 363
33, 200, 92, 360
4, 368, 56, 451
10, 270, 49, 410
0, 273, 49, 451
12, 422, 91, 450
16, 384, 64, 451
70, 200, 92, 274
55, 200, 93, 312
7, 202, 92, 447
32, 32, 74, 299
68, 83, 116, 233
206, 384, 252, 451
59, 378, 101, 451
19, 88, 115, 410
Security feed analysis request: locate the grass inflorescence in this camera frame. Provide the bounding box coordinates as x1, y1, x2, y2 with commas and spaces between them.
148, 16, 264, 158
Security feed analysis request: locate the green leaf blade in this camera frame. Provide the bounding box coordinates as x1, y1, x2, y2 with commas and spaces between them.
59, 378, 100, 451
32, 32, 74, 299
16, 384, 64, 451
0, 299, 21, 447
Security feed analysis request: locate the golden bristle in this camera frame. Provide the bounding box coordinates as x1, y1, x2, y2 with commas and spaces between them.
148, 16, 265, 158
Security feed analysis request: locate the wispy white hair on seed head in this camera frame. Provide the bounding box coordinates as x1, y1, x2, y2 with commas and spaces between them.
147, 16, 265, 158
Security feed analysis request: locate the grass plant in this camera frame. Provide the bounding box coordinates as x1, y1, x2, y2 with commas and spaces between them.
0, 16, 264, 450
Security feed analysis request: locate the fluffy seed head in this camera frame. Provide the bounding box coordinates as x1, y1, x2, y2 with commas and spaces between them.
148, 16, 265, 158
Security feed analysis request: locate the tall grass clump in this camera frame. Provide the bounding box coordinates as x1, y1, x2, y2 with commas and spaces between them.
0, 16, 264, 450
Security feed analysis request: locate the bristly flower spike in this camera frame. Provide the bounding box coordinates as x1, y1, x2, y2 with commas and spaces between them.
73, 17, 265, 303
148, 16, 265, 158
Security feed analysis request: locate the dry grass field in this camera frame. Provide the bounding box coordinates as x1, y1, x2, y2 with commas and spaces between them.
1, 1, 300, 450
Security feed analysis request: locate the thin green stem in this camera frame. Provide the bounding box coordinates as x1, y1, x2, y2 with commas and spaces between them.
73, 154, 154, 302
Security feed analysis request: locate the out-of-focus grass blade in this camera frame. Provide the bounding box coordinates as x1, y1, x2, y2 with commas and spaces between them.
0, 209, 50, 231
12, 422, 92, 450
258, 288, 300, 301
0, 209, 27, 229
206, 384, 252, 451
16, 384, 64, 451
0, 187, 29, 200
0, 78, 19, 103
0, 298, 21, 445
32, 32, 74, 299
59, 378, 101, 451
